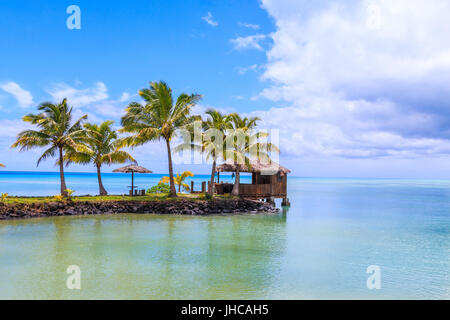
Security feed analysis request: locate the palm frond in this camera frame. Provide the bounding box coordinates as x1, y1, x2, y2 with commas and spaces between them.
37, 146, 58, 166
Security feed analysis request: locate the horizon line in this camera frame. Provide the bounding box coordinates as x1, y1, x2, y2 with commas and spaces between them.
1, 170, 450, 181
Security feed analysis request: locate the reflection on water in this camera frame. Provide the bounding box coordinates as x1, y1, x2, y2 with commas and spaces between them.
1, 178, 449, 299
0, 213, 287, 299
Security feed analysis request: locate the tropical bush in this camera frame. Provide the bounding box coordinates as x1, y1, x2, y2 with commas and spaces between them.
147, 183, 171, 194
160, 171, 194, 193
1, 193, 8, 202
65, 189, 75, 200
202, 192, 213, 200
53, 195, 64, 202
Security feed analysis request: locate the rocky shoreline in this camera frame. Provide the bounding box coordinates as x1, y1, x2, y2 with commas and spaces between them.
0, 199, 279, 220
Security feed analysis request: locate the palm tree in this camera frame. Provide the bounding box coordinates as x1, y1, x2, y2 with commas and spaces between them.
120, 81, 202, 197
11, 99, 87, 196
160, 171, 194, 193
229, 113, 260, 131
175, 109, 233, 195
227, 113, 279, 196
65, 121, 136, 195
203, 110, 234, 195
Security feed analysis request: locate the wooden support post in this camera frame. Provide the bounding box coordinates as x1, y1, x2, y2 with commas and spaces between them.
281, 198, 291, 207
266, 197, 275, 206
131, 171, 134, 196
201, 181, 206, 193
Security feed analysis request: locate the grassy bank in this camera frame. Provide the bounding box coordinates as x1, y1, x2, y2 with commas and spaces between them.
1, 193, 236, 204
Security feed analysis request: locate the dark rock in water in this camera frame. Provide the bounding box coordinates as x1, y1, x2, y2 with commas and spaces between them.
65, 209, 77, 215
16, 210, 27, 217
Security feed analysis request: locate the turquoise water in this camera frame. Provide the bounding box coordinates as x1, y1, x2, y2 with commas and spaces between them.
0, 173, 449, 299
0, 171, 240, 196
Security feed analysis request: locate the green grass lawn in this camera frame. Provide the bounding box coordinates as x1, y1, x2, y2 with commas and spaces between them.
1, 193, 237, 204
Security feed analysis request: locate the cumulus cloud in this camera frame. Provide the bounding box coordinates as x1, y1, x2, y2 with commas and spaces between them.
46, 82, 131, 122
256, 0, 450, 159
202, 12, 218, 27
48, 82, 108, 107
230, 34, 267, 51
0, 119, 32, 138
0, 81, 34, 108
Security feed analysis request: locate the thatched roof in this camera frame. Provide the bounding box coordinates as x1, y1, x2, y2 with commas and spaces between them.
113, 165, 152, 174
216, 160, 291, 176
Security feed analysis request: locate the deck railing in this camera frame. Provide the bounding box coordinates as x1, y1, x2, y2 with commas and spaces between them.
238, 183, 271, 197
215, 183, 285, 198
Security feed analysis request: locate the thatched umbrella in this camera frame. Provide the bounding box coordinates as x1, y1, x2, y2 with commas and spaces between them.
113, 165, 152, 195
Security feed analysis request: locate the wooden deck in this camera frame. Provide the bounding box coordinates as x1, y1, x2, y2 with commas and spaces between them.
214, 182, 287, 199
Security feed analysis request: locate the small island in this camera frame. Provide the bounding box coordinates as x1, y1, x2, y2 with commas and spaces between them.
1, 80, 289, 221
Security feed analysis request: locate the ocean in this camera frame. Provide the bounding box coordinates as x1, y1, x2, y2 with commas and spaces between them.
0, 172, 448, 299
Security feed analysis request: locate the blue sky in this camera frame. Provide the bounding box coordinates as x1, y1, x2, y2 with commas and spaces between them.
2, 0, 450, 178
0, 0, 273, 110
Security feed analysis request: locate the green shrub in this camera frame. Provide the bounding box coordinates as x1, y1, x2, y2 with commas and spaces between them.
53, 195, 64, 202
201, 192, 213, 200
1, 193, 8, 202
65, 189, 75, 200
147, 183, 170, 194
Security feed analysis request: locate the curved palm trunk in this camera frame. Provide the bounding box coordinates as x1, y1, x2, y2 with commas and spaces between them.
231, 167, 240, 196
96, 164, 107, 196
165, 139, 177, 197
178, 183, 181, 193
209, 159, 216, 196
59, 147, 68, 197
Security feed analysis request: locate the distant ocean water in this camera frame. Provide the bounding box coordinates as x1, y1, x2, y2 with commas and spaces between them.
0, 172, 449, 299
0, 171, 242, 196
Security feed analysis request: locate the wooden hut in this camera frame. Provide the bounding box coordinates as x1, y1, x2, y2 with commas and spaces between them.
215, 160, 291, 206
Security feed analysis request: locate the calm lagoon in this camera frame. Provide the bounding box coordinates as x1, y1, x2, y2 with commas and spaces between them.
0, 174, 449, 299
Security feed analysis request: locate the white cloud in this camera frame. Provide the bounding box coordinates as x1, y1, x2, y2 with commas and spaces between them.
46, 82, 130, 122
238, 22, 260, 30
230, 34, 267, 51
0, 119, 32, 138
256, 0, 450, 159
202, 12, 218, 27
48, 82, 108, 107
0, 82, 34, 108
119, 92, 131, 102
252, 98, 450, 159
